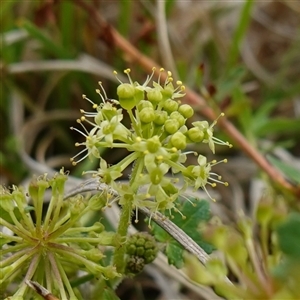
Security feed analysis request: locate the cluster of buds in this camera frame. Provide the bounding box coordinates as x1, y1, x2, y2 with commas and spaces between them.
71, 68, 231, 219
0, 170, 120, 299
125, 232, 158, 275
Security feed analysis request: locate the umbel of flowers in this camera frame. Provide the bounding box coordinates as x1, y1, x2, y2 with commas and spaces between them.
0, 170, 120, 299
71, 68, 231, 220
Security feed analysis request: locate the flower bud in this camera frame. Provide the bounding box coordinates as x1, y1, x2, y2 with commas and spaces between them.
178, 104, 194, 118
139, 107, 155, 123
147, 88, 163, 103
170, 132, 187, 150
126, 232, 158, 265
146, 136, 161, 153
164, 119, 180, 134
134, 86, 144, 103
154, 110, 168, 126
163, 99, 178, 113
137, 100, 153, 111
117, 83, 135, 99
117, 83, 136, 110
170, 111, 185, 127
187, 127, 204, 142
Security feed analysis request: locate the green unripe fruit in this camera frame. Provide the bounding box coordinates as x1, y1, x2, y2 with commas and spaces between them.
171, 132, 187, 150
154, 110, 168, 125
170, 111, 185, 127
178, 104, 194, 118
187, 127, 204, 142
147, 88, 163, 103
164, 119, 180, 134
139, 107, 155, 123
163, 99, 179, 113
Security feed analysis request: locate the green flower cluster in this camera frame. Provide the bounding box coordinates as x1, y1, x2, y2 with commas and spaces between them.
125, 232, 158, 275
0, 170, 120, 299
71, 68, 231, 218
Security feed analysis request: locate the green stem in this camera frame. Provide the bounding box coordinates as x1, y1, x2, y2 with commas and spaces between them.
0, 217, 32, 241
48, 252, 68, 300
112, 195, 133, 273
56, 258, 77, 299
128, 109, 141, 136
112, 158, 143, 273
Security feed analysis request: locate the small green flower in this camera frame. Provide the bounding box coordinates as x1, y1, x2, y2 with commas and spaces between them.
71, 68, 231, 218
192, 113, 232, 154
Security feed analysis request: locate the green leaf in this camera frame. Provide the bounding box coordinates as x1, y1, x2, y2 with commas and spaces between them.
255, 118, 300, 136
276, 212, 300, 259
152, 199, 213, 268
267, 155, 300, 184
216, 66, 247, 102
18, 19, 72, 59
172, 198, 213, 253
152, 220, 184, 268
226, 0, 255, 70
166, 241, 184, 269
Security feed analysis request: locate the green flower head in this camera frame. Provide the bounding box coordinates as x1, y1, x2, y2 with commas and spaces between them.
71, 68, 231, 219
